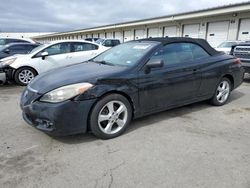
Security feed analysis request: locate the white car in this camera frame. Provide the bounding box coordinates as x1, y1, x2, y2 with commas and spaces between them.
215, 41, 242, 54
0, 40, 107, 85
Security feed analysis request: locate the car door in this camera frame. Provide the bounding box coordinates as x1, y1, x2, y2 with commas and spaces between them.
35, 42, 72, 73
70, 42, 100, 63
137, 43, 203, 113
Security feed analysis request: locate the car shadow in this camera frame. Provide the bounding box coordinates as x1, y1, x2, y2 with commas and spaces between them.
126, 90, 244, 134
54, 89, 244, 144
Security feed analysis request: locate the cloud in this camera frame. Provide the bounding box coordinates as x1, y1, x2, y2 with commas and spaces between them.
0, 0, 248, 32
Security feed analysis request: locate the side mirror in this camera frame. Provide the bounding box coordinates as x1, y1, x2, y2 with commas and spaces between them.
4, 49, 10, 54
145, 59, 164, 74
41, 51, 49, 60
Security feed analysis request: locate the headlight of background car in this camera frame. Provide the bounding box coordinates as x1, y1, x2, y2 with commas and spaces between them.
40, 83, 94, 103
2, 58, 17, 66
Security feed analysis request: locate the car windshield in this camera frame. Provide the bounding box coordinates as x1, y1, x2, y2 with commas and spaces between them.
217, 42, 237, 48
92, 41, 158, 67
0, 46, 6, 51
96, 39, 104, 44
29, 44, 46, 54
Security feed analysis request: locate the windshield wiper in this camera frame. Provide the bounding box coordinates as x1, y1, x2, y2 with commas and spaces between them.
91, 60, 115, 66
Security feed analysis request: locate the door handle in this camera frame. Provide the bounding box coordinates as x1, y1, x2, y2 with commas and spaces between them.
66, 55, 73, 59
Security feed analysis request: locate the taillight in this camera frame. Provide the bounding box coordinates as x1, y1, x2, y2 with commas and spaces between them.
234, 58, 242, 65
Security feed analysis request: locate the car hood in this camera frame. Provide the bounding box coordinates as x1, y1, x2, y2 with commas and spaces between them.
0, 54, 27, 62
29, 62, 127, 94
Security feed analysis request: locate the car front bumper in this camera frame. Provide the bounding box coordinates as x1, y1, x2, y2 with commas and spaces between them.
21, 98, 97, 136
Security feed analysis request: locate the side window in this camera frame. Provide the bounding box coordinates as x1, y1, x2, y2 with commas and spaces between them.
151, 43, 193, 65
189, 43, 210, 59
112, 40, 120, 46
103, 40, 113, 47
150, 43, 210, 66
9, 45, 22, 51
41, 43, 71, 56
72, 43, 98, 52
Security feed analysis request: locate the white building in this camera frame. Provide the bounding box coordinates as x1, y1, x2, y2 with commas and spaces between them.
33, 2, 250, 47
0, 32, 54, 39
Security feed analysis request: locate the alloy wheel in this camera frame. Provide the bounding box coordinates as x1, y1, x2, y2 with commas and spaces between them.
216, 80, 230, 103
18, 69, 35, 84
98, 100, 128, 135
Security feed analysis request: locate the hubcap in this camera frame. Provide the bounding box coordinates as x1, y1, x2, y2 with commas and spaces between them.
18, 70, 35, 84
216, 81, 230, 103
98, 100, 128, 135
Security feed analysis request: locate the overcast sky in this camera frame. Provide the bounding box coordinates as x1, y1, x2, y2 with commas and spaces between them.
0, 0, 248, 32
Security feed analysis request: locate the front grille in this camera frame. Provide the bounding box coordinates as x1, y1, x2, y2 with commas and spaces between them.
233, 46, 250, 60
233, 53, 250, 59
235, 47, 250, 52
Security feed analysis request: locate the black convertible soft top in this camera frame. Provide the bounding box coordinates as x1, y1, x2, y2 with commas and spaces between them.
137, 37, 220, 56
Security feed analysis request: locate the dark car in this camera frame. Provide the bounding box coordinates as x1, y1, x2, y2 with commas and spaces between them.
231, 42, 250, 73
0, 43, 39, 60
85, 38, 100, 42
96, 39, 121, 47
20, 37, 244, 139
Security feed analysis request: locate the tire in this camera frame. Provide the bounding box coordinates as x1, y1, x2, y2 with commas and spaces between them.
210, 77, 231, 106
89, 94, 132, 139
14, 67, 37, 86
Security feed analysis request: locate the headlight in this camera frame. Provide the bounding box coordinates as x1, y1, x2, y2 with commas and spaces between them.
2, 58, 16, 66
40, 83, 94, 103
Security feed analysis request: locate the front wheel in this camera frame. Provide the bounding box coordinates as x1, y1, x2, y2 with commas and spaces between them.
14, 67, 37, 86
210, 77, 231, 106
89, 94, 132, 139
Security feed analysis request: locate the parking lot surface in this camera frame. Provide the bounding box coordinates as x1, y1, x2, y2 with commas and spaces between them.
0, 76, 250, 188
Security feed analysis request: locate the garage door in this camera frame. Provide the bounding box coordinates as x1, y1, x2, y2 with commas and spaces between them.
114, 31, 123, 42
86, 34, 92, 38
135, 29, 145, 40
106, 32, 113, 39
207, 21, 229, 47
183, 24, 200, 38
99, 33, 105, 38
93, 33, 98, 38
148, 28, 159, 38
164, 26, 177, 37
238, 18, 250, 41
124, 30, 132, 42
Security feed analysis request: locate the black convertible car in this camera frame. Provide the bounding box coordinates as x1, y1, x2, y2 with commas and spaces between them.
20, 37, 244, 139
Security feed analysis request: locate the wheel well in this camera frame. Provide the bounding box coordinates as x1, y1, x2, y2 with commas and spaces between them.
14, 66, 38, 77
87, 90, 135, 132
223, 74, 234, 89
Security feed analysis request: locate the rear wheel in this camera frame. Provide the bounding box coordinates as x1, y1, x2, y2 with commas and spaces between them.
210, 77, 231, 106
14, 67, 37, 86
89, 94, 132, 139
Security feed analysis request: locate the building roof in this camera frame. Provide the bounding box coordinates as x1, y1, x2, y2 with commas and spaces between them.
33, 1, 250, 39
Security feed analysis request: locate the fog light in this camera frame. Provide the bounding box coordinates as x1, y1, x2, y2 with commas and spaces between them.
36, 119, 54, 130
